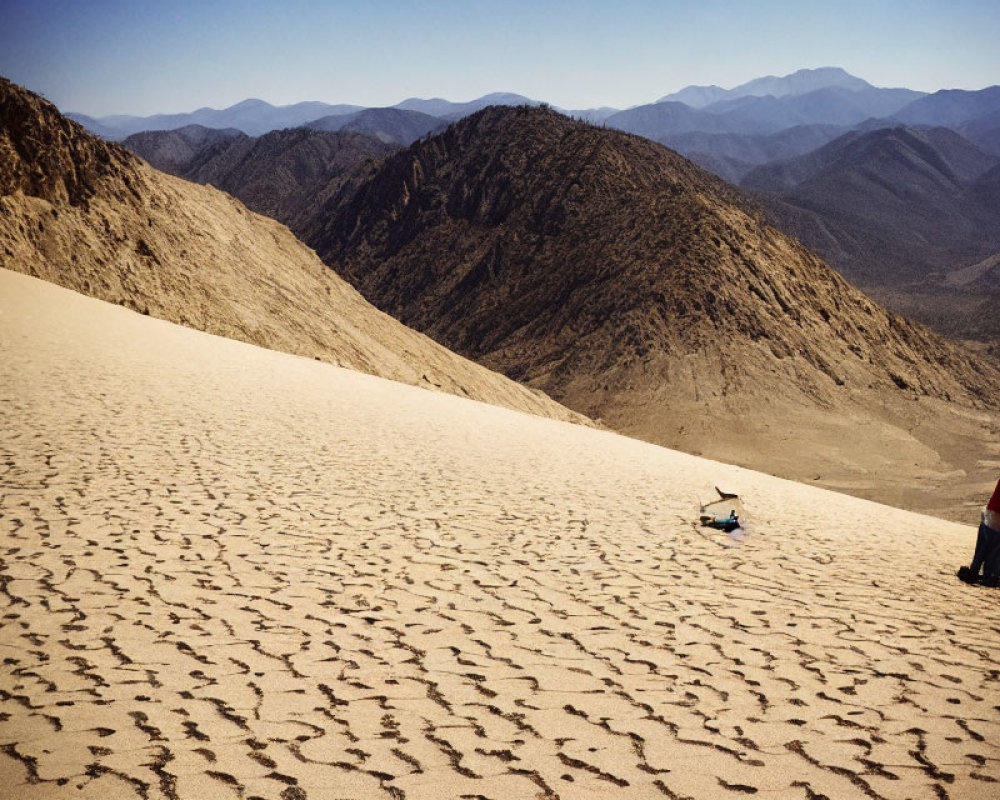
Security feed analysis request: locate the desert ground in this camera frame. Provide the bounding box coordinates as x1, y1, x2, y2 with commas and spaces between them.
2, 268, 999, 799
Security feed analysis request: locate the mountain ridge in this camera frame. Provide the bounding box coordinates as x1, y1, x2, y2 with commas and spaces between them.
305, 107, 447, 144
66, 67, 962, 143
742, 125, 1000, 285
122, 125, 398, 239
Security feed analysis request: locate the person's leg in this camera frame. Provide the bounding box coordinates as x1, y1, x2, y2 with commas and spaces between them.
983, 524, 1000, 586
959, 521, 1000, 583
969, 521, 993, 576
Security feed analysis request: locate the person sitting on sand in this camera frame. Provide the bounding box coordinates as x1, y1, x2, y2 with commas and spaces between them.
958, 475, 1000, 587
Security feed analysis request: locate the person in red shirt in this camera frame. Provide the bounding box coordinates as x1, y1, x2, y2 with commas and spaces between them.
958, 477, 1000, 586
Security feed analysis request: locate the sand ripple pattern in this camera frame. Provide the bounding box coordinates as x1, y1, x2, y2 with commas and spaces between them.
2, 271, 999, 799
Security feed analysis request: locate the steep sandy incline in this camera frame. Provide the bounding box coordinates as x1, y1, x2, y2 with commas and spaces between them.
0, 77, 583, 424
2, 268, 999, 799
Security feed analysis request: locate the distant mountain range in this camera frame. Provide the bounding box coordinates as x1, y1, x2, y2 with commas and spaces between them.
742, 125, 1000, 283
71, 67, 997, 182
305, 107, 447, 144
63, 66, 931, 143
68, 98, 365, 139
68, 93, 543, 141
657, 66, 874, 107
112, 67, 1000, 349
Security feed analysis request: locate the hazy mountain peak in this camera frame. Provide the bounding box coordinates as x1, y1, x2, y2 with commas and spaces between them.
659, 67, 874, 107
229, 97, 272, 110
394, 93, 539, 118
655, 84, 728, 108
476, 92, 536, 103
741, 67, 872, 96
893, 85, 1000, 126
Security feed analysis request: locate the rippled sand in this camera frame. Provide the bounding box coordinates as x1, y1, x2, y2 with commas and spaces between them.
2, 269, 998, 799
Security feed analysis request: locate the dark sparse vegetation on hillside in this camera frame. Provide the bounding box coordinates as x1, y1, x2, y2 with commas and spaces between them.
313, 105, 995, 405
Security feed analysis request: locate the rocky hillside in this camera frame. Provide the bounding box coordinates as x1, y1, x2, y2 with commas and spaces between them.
120, 124, 247, 175
123, 125, 396, 237
309, 105, 1000, 512
742, 126, 1000, 285
0, 78, 585, 425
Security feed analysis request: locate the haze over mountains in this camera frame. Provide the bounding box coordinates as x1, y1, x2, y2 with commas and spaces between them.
305, 106, 448, 144
68, 97, 367, 139
70, 68, 929, 145
74, 67, 1000, 191
742, 125, 1000, 283
657, 66, 875, 106
69, 93, 545, 141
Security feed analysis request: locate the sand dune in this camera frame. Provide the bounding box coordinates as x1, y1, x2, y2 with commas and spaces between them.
2, 268, 999, 799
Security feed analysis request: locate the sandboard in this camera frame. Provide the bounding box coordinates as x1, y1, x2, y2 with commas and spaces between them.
700, 487, 744, 531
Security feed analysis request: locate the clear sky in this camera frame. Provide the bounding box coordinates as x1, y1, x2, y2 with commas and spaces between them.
2, 0, 997, 117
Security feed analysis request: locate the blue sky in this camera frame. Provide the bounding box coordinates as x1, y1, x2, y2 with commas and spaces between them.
2, 0, 997, 116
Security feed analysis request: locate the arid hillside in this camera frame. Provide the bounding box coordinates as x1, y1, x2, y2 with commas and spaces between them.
0, 78, 583, 424
310, 105, 1000, 519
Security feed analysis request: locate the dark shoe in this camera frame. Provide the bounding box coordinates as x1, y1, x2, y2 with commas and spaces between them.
957, 566, 977, 584
982, 574, 1000, 588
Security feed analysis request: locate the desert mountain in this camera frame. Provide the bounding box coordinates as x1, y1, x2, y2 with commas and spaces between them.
607, 85, 922, 142
124, 125, 396, 237
636, 79, 989, 180
0, 77, 583, 424
659, 124, 845, 183
307, 105, 1000, 515
72, 70, 993, 199
306, 106, 447, 144
958, 108, 1000, 156
121, 124, 247, 175
710, 86, 922, 131
71, 93, 542, 141
741, 126, 1000, 345
604, 72, 925, 181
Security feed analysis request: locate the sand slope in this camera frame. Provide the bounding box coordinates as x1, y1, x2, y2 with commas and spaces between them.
2, 269, 999, 799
